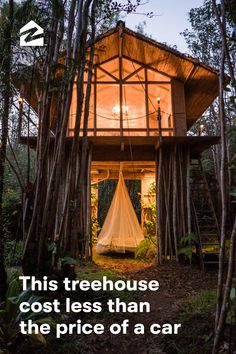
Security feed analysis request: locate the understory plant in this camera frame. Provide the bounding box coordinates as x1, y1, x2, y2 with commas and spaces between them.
4, 240, 23, 266
178, 233, 197, 263
140, 181, 156, 237
0, 272, 54, 351
135, 236, 157, 262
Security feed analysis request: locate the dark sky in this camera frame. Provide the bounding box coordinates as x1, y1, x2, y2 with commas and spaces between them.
120, 0, 204, 53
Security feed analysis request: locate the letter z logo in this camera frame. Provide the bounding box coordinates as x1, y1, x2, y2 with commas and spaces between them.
20, 20, 44, 46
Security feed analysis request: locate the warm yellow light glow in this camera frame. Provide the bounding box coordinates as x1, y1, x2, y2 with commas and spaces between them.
157, 97, 160, 104
112, 104, 128, 116
18, 97, 23, 105
199, 123, 205, 136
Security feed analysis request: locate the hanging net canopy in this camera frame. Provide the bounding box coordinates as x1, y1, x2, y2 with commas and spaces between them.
96, 172, 144, 254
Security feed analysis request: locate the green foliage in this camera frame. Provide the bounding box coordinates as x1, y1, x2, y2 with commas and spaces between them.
91, 216, 101, 244
161, 289, 216, 354
4, 240, 23, 266
181, 0, 233, 66
2, 187, 20, 240
7, 268, 22, 284
226, 278, 236, 326
135, 21, 151, 37
148, 181, 156, 194
135, 236, 156, 263
141, 181, 156, 237
3, 145, 36, 240
182, 0, 236, 153
143, 219, 155, 235
60, 256, 77, 266
178, 233, 197, 262
184, 289, 216, 313
0, 274, 54, 350
96, 0, 120, 34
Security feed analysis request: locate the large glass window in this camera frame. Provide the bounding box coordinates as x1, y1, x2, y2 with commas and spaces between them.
122, 84, 146, 130
148, 83, 172, 136
68, 57, 173, 136
97, 84, 120, 135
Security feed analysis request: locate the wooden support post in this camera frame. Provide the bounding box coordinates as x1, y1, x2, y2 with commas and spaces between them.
85, 142, 93, 260
156, 147, 163, 264
119, 26, 123, 136
157, 98, 162, 142
173, 144, 179, 261
145, 68, 150, 136
94, 67, 97, 136
186, 146, 191, 235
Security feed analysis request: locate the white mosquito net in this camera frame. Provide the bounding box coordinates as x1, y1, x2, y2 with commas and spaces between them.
96, 172, 144, 254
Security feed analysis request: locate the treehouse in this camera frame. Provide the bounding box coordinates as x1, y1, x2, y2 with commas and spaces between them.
17, 21, 220, 265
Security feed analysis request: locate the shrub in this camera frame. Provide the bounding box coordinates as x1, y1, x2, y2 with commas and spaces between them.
135, 237, 156, 262
5, 240, 23, 266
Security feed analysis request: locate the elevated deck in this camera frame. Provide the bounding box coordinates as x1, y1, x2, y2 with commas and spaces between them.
20, 135, 220, 162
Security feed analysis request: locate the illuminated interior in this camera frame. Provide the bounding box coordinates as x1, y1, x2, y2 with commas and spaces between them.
68, 56, 173, 137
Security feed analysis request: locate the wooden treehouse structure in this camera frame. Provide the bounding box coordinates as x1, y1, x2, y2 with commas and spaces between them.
17, 21, 220, 265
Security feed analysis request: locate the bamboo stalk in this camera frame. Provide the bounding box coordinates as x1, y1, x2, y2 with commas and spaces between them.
157, 147, 163, 264
173, 144, 178, 260
186, 146, 191, 235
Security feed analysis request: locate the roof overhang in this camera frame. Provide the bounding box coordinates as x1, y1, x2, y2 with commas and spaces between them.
92, 24, 220, 128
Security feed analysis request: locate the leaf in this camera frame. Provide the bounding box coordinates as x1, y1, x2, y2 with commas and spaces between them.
48, 241, 57, 253
6, 278, 21, 299
5, 279, 22, 323
60, 256, 77, 265
0, 310, 7, 321
230, 287, 236, 300
10, 286, 31, 305
27, 332, 47, 344
178, 247, 192, 259
179, 233, 197, 245
34, 317, 56, 328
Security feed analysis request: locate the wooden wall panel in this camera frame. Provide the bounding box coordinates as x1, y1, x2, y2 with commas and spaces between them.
172, 80, 187, 136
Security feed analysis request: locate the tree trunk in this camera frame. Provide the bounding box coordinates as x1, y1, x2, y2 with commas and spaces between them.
22, 0, 98, 273
0, 0, 14, 299
212, 0, 236, 351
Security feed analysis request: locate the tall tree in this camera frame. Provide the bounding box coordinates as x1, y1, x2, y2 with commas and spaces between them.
21, 0, 142, 274
182, 1, 236, 351
211, 0, 236, 351
0, 0, 14, 299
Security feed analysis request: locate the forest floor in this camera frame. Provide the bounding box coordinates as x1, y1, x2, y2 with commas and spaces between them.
15, 254, 221, 354
76, 253, 219, 354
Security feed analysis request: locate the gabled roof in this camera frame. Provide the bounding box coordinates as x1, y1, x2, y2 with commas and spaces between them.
14, 22, 219, 130
92, 22, 219, 127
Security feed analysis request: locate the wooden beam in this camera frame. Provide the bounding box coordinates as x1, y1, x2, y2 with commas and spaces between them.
184, 63, 196, 84
96, 65, 119, 82
92, 145, 156, 161
93, 54, 119, 67
122, 55, 174, 81
91, 171, 154, 181
84, 80, 171, 85
85, 127, 173, 132
94, 67, 97, 136
145, 67, 150, 136
92, 161, 155, 167
119, 26, 123, 136
123, 65, 143, 81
